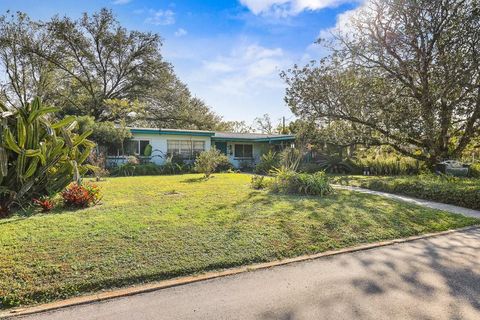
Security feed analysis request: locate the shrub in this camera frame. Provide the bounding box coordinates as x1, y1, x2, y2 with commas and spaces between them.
270, 168, 333, 196
126, 155, 139, 165
332, 174, 480, 210
469, 162, 480, 178
61, 182, 102, 208
88, 151, 109, 181
194, 148, 229, 178
254, 150, 279, 174
0, 98, 94, 217
279, 148, 301, 171
353, 154, 423, 175
32, 196, 55, 212
250, 175, 271, 189
314, 155, 356, 174
110, 161, 194, 177
239, 160, 255, 172
143, 144, 153, 157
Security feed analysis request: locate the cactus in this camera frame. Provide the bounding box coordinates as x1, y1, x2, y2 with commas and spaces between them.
0, 98, 94, 216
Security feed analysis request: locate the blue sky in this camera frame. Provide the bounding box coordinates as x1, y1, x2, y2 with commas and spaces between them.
0, 0, 361, 123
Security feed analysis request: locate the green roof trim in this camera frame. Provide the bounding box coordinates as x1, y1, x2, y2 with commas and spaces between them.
211, 136, 295, 143
130, 129, 215, 137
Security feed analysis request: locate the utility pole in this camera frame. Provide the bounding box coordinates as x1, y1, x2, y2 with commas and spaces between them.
282, 116, 286, 134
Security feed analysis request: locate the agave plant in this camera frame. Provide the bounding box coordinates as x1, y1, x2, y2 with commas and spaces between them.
0, 98, 94, 216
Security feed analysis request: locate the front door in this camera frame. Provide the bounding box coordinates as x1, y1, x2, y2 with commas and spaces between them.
214, 142, 227, 155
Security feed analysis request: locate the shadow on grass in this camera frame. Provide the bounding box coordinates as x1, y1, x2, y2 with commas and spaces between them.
181, 177, 209, 183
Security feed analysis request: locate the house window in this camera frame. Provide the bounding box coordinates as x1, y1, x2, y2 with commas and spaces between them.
234, 144, 253, 158
124, 139, 150, 156
167, 140, 205, 159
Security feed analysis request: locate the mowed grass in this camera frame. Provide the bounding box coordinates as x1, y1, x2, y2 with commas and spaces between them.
1, 173, 478, 308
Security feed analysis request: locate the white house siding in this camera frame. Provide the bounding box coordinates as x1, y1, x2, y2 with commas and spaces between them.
106, 133, 211, 167
224, 142, 270, 169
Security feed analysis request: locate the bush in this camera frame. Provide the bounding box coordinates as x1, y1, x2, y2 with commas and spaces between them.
250, 175, 271, 189
353, 154, 423, 175
61, 182, 102, 208
194, 148, 229, 178
0, 98, 94, 217
254, 150, 279, 174
469, 162, 480, 178
279, 148, 301, 171
270, 168, 333, 196
32, 196, 56, 212
332, 174, 480, 210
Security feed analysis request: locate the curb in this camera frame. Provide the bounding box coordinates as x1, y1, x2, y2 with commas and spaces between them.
2, 225, 478, 319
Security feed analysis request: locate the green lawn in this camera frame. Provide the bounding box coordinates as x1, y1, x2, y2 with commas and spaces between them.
331, 174, 480, 210
1, 173, 478, 308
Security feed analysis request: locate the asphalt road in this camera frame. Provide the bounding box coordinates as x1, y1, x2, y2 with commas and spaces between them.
13, 228, 480, 320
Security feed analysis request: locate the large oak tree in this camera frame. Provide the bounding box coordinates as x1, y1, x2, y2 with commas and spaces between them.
0, 9, 227, 131
283, 0, 480, 166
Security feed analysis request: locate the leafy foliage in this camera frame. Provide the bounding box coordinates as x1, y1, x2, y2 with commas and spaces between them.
278, 147, 302, 171
353, 154, 424, 176
332, 174, 480, 210
0, 98, 94, 216
32, 196, 55, 212
270, 168, 333, 196
0, 10, 230, 132
61, 182, 102, 208
283, 0, 480, 166
250, 175, 271, 190
194, 148, 229, 178
110, 162, 189, 176
254, 150, 279, 174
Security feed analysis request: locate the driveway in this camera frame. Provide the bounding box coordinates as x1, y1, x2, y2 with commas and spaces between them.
11, 228, 480, 320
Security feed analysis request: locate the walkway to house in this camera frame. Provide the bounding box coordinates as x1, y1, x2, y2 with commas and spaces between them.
334, 185, 480, 218
12, 228, 480, 320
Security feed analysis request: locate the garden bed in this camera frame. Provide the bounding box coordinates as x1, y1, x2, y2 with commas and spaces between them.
1, 173, 478, 308
331, 175, 480, 210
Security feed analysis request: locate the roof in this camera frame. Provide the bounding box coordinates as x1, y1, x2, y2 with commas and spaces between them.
127, 127, 295, 142
212, 132, 295, 142
129, 127, 215, 137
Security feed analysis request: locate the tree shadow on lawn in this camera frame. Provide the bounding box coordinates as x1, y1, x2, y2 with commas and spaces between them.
258, 228, 480, 320
181, 177, 209, 183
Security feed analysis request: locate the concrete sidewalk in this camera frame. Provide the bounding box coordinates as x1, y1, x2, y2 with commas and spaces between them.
11, 228, 480, 320
334, 184, 480, 218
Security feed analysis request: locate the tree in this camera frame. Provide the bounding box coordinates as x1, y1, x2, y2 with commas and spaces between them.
0, 12, 59, 108
142, 78, 228, 130
194, 148, 229, 178
0, 9, 230, 132
0, 98, 94, 216
283, 0, 480, 167
253, 114, 275, 134
31, 9, 169, 121
222, 120, 252, 133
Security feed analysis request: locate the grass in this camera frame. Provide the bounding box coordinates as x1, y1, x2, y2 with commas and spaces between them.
1, 173, 478, 308
331, 174, 480, 210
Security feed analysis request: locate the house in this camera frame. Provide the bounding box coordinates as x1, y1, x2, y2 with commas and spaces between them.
106, 127, 295, 169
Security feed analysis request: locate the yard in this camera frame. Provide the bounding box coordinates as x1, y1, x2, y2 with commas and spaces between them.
1, 173, 478, 308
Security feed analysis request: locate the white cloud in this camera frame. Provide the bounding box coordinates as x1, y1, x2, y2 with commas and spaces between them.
145, 9, 175, 26
174, 28, 188, 37
239, 0, 359, 17
200, 43, 289, 96
112, 0, 131, 4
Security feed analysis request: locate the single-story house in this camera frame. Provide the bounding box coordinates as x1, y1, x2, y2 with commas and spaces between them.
106, 127, 295, 169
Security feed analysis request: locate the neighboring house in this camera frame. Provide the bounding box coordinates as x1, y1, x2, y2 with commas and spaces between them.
106, 127, 295, 169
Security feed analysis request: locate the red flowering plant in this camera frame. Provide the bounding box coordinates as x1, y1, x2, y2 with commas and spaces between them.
32, 196, 55, 212
61, 182, 102, 208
